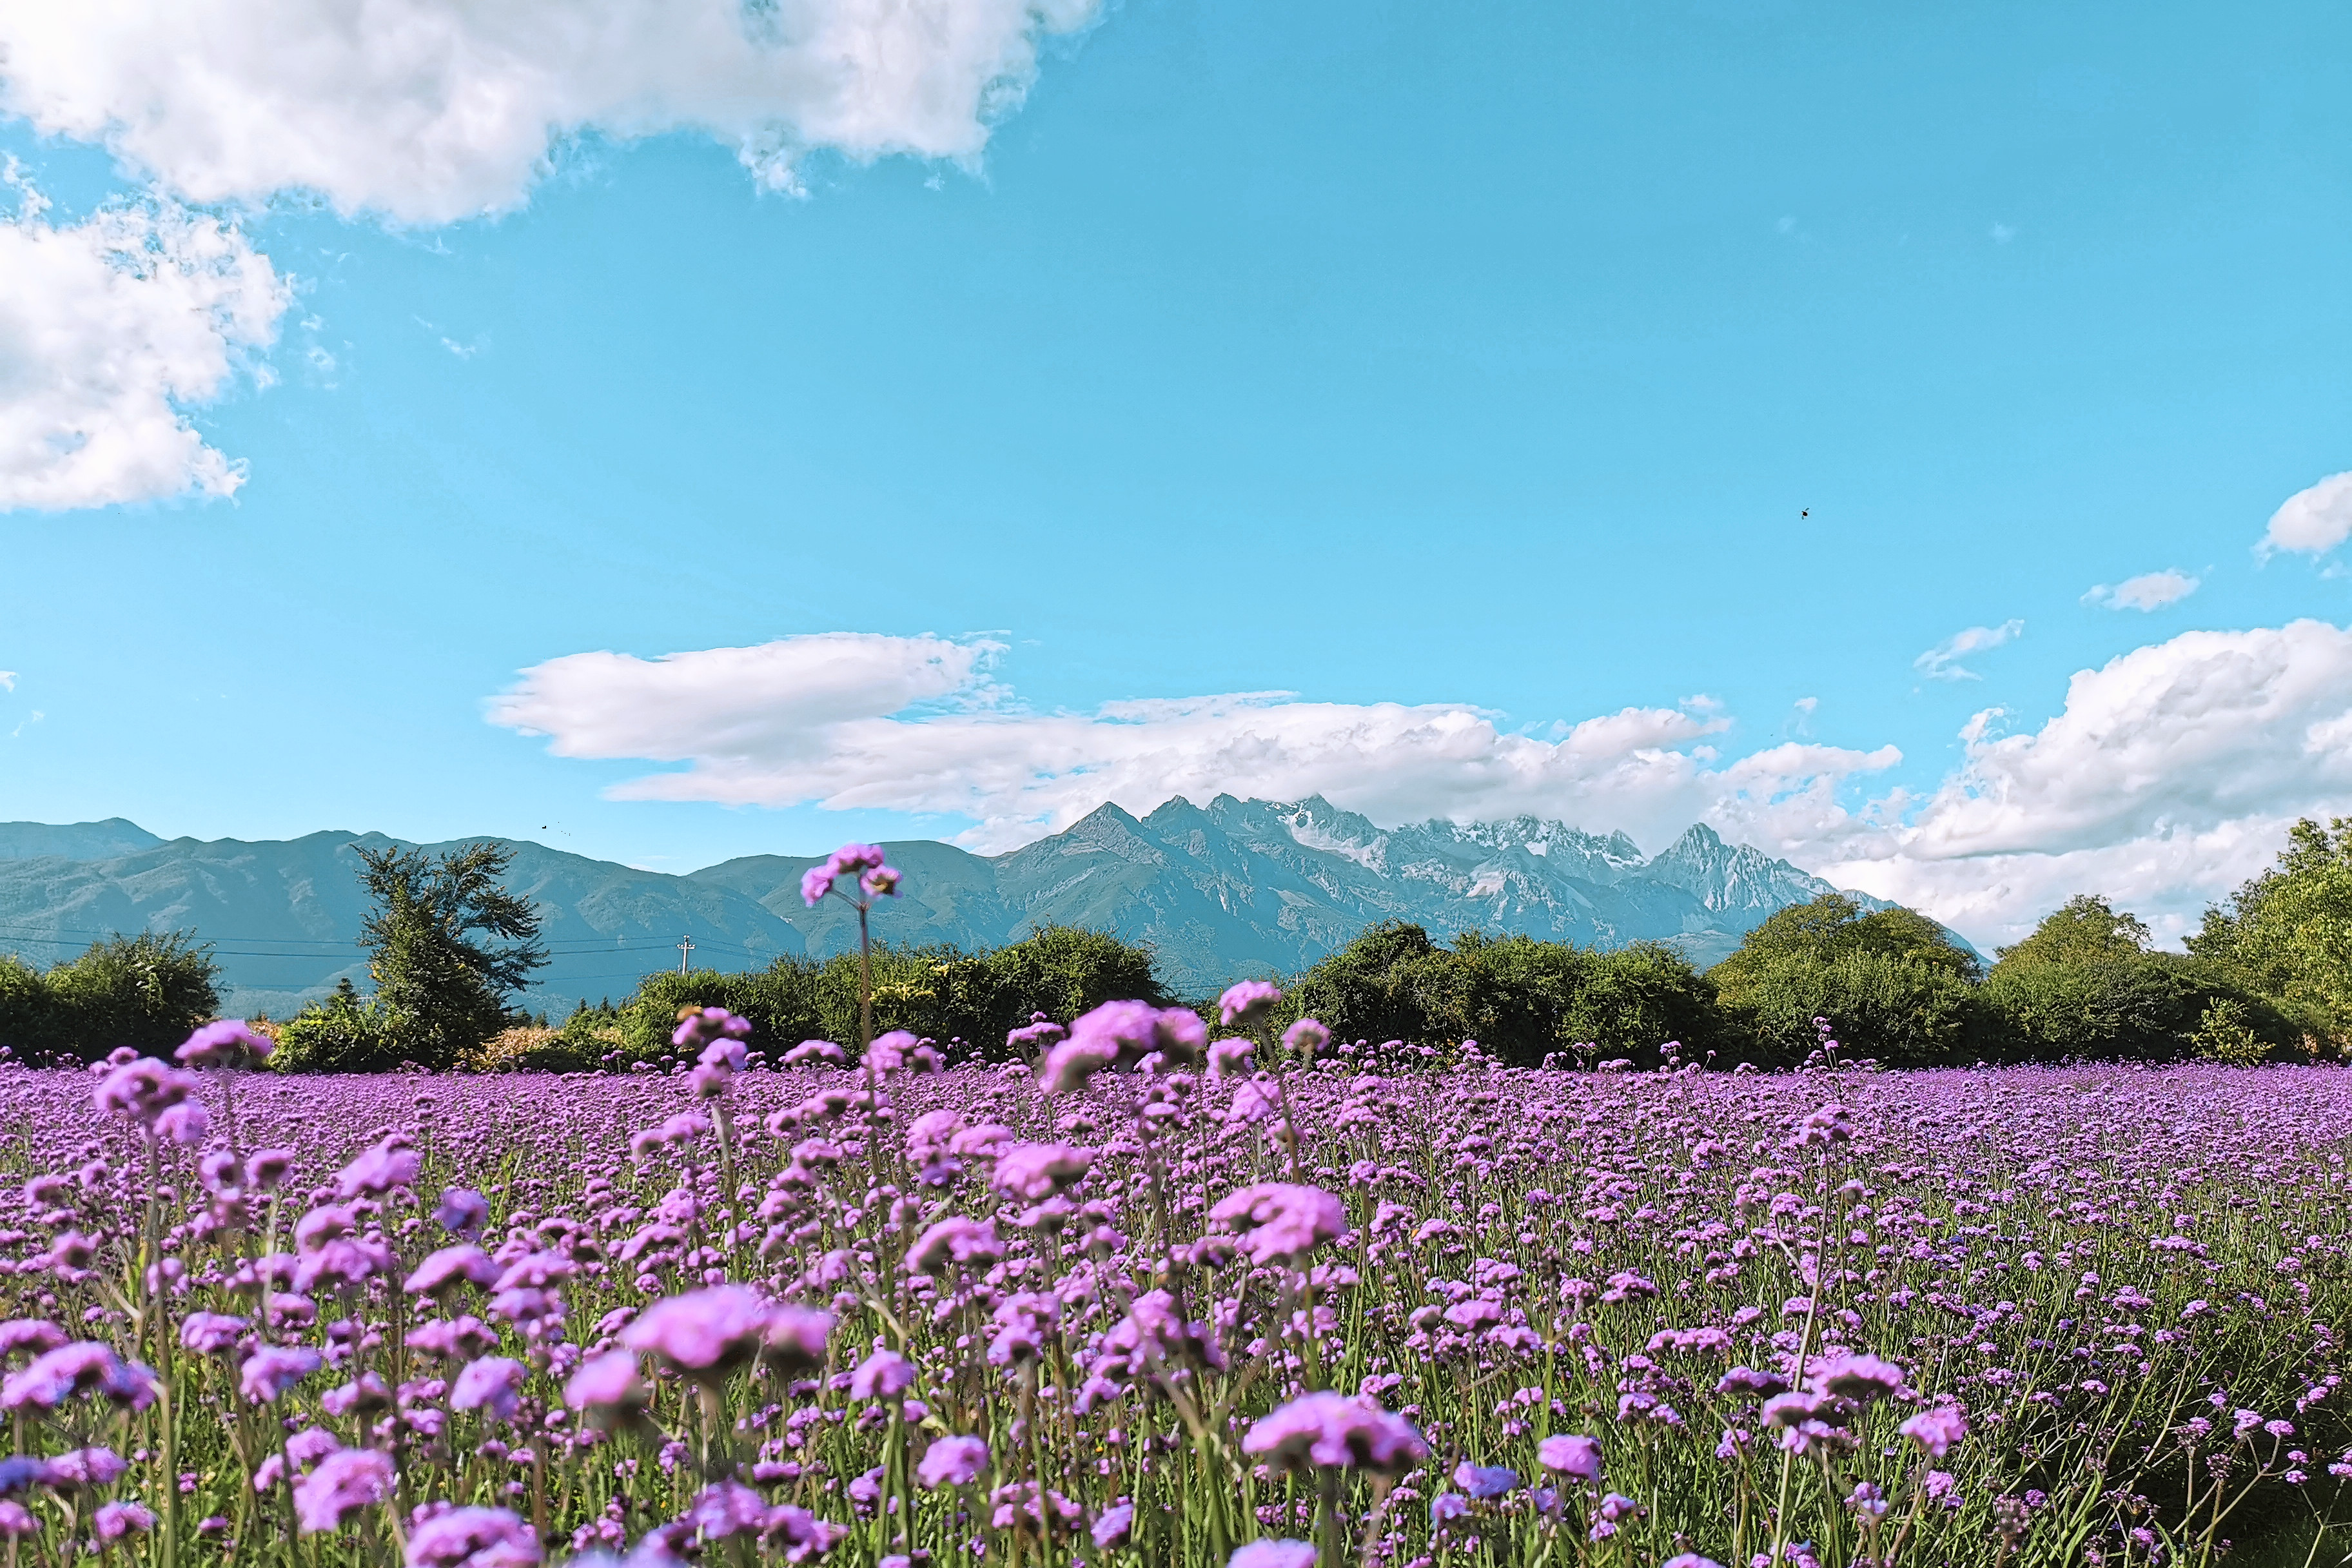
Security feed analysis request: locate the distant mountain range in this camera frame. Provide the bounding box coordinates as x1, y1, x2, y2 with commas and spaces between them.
0, 796, 1890, 1016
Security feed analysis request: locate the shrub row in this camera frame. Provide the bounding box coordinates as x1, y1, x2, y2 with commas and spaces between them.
0, 933, 220, 1064
1271, 895, 2304, 1069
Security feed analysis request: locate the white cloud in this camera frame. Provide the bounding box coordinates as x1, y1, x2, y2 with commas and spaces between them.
0, 0, 1102, 224
2262, 471, 2352, 558
491, 620, 2352, 952
487, 632, 1903, 853
1913, 620, 2023, 681
0, 183, 289, 511
0, 671, 14, 691
1803, 620, 2352, 946
2084, 569, 2199, 612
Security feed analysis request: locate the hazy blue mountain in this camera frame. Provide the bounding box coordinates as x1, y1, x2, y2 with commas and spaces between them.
0, 819, 164, 861
0, 797, 1890, 1014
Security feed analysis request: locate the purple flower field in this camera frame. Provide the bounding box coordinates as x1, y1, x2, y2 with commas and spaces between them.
3, 1014, 2347, 1567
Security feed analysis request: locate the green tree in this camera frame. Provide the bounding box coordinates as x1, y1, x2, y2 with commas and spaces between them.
46, 931, 220, 1062
1709, 894, 1983, 1066
2188, 816, 2352, 1052
1279, 922, 1724, 1066
349, 842, 547, 1069
1979, 894, 2288, 1063
1995, 894, 2151, 967
272, 976, 406, 1073
593, 925, 1169, 1070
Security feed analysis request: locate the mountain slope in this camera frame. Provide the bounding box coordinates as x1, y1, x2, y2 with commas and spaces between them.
0, 799, 1890, 1013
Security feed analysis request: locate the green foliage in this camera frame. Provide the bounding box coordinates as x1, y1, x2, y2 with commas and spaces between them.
1995, 894, 2152, 968
0, 931, 219, 1064
593, 925, 1168, 1068
272, 977, 409, 1073
1710, 895, 1984, 1066
2188, 997, 2271, 1066
1281, 921, 1723, 1066
351, 842, 548, 1070
1977, 896, 2293, 1064
2188, 817, 2352, 1052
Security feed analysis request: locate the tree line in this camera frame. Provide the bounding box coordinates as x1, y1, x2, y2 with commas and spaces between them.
3, 816, 2347, 1070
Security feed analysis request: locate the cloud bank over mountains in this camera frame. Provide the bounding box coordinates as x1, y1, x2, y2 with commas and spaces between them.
490, 618, 2352, 947
0, 0, 1099, 509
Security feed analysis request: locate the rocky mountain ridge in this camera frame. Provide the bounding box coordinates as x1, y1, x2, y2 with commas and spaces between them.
0, 798, 1883, 1015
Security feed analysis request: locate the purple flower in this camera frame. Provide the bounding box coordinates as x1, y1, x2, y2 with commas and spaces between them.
1039, 1035, 1121, 1095
992, 1142, 1097, 1201
155, 1099, 211, 1145
620, 1286, 769, 1377
93, 1501, 154, 1542
1206, 1037, 1255, 1078
564, 1351, 646, 1425
3, 1342, 157, 1411
802, 843, 886, 906
240, 1345, 323, 1404
1280, 1017, 1329, 1055
177, 1018, 275, 1067
1241, 1391, 1428, 1475
0, 1503, 29, 1536
406, 1245, 500, 1297
92, 1058, 200, 1122
1209, 1183, 1347, 1264
851, 1349, 915, 1401
1454, 1462, 1520, 1499
622, 1287, 831, 1379
38, 1447, 126, 1490
1538, 1433, 1603, 1481
917, 1435, 990, 1489
1055, 1000, 1206, 1082
1664, 1556, 1729, 1568
1218, 981, 1282, 1028
1230, 1543, 1316, 1568
1807, 1352, 1907, 1404
451, 1357, 526, 1421
1092, 1502, 1135, 1549
1431, 1493, 1471, 1523
906, 1217, 1003, 1276
1900, 1404, 1968, 1459
864, 1030, 921, 1075
785, 1040, 845, 1066
433, 1188, 491, 1238
0, 1320, 64, 1360
1714, 1367, 1790, 1400
336, 1135, 420, 1197
404, 1505, 542, 1568
293, 1447, 395, 1534
176, 1313, 247, 1357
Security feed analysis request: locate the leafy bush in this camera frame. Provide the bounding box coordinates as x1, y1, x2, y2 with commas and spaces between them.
1280, 922, 1723, 1066
272, 977, 409, 1073
2188, 816, 2352, 1052
1709, 895, 1984, 1066
1976, 895, 2297, 1064
0, 931, 219, 1064
597, 926, 1168, 1067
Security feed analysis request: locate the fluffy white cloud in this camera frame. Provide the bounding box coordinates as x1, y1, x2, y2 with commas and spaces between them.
2084, 569, 2199, 612
1798, 621, 2352, 945
0, 184, 289, 511
487, 632, 1908, 852
1913, 620, 2023, 681
2262, 472, 2352, 557
491, 620, 2352, 950
0, 671, 14, 691
0, 0, 1101, 224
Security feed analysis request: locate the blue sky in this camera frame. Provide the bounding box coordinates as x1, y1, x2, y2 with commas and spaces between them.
2, 0, 2350, 944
